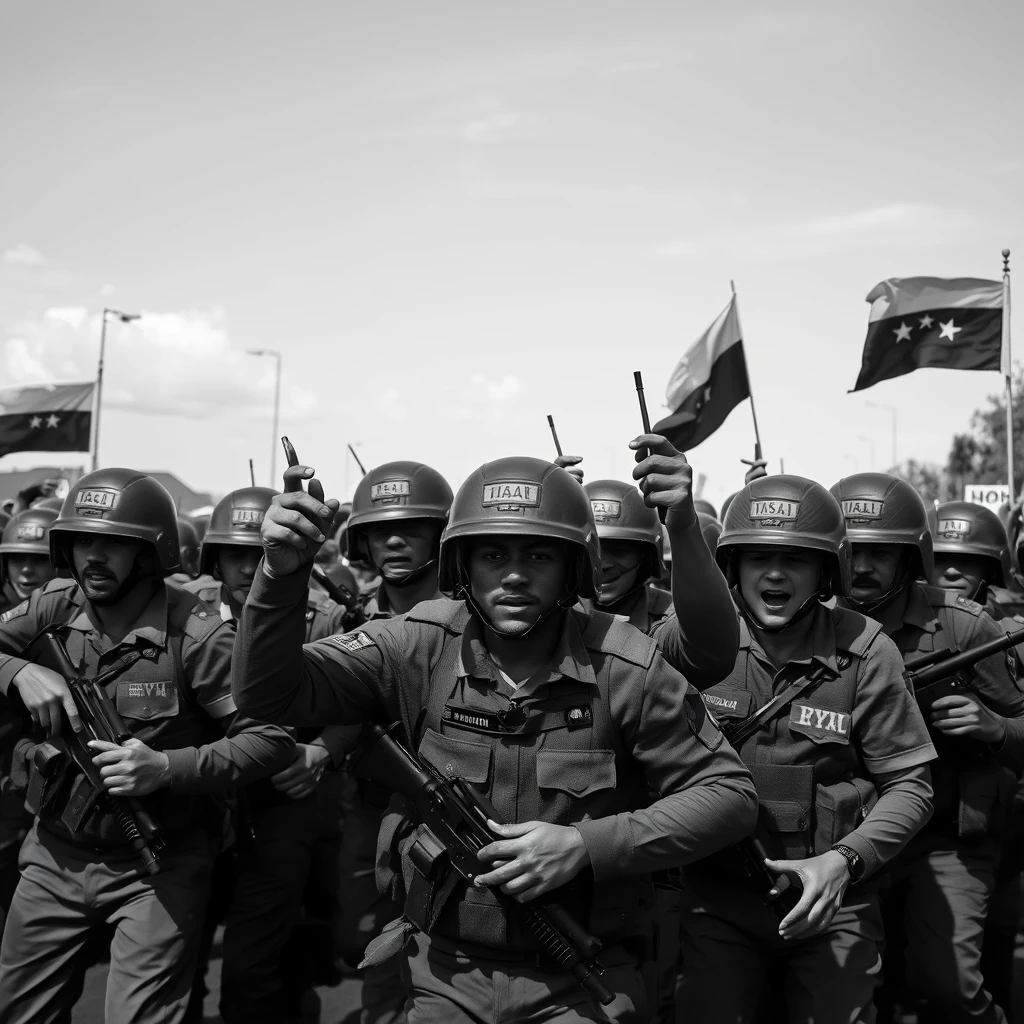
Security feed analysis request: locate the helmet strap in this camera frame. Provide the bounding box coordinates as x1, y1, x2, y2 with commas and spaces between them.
372, 557, 438, 589
733, 587, 824, 635
596, 577, 648, 613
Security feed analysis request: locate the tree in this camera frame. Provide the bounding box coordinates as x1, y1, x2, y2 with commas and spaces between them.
886, 459, 953, 505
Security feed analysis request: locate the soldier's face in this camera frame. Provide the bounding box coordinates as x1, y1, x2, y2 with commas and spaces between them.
736, 547, 823, 629
931, 552, 992, 598
850, 544, 905, 604
365, 520, 440, 576
5, 553, 55, 598
216, 546, 263, 601
596, 539, 645, 605
466, 536, 569, 636
72, 535, 143, 603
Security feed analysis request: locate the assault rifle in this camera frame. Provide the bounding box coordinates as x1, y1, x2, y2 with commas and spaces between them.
351, 722, 615, 1008
21, 629, 165, 874
904, 625, 1024, 713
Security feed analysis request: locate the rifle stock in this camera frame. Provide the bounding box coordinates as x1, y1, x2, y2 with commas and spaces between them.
352, 723, 614, 1007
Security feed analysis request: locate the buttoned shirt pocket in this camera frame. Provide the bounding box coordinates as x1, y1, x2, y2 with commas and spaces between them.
536, 749, 617, 799
418, 729, 492, 786
114, 680, 180, 722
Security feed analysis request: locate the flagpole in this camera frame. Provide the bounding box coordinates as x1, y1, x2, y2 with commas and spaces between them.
1002, 249, 1014, 502
731, 279, 764, 460
91, 308, 139, 472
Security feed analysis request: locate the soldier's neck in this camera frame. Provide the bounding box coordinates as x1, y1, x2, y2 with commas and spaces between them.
751, 610, 817, 671
380, 569, 440, 616
867, 585, 912, 637
484, 611, 564, 684
88, 578, 161, 646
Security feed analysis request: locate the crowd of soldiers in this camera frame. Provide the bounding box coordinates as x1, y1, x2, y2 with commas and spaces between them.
0, 428, 1023, 1023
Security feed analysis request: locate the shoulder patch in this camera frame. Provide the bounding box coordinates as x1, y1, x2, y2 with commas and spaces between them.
953, 594, 985, 616
685, 689, 723, 751
831, 605, 883, 659
0, 599, 29, 623
327, 630, 376, 653
580, 609, 657, 669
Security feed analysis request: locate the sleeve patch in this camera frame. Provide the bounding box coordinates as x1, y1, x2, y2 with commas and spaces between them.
328, 630, 376, 653
685, 690, 723, 751
0, 600, 29, 623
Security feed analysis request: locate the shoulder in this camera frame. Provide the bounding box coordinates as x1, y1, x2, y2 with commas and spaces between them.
921, 582, 985, 618
830, 604, 884, 659
646, 586, 674, 622
178, 576, 221, 606
166, 585, 229, 646
403, 597, 471, 635
577, 606, 657, 670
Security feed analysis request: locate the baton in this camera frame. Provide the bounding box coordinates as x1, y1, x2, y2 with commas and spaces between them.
546, 415, 563, 457
634, 371, 652, 460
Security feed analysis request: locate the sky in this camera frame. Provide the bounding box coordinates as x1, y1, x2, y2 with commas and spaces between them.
1, 1, 1022, 510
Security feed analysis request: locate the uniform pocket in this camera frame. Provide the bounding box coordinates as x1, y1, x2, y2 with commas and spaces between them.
814, 777, 878, 854
536, 748, 617, 798
114, 680, 179, 721
418, 729, 491, 785
751, 762, 814, 859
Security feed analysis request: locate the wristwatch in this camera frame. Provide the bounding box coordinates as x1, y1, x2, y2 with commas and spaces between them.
831, 844, 865, 881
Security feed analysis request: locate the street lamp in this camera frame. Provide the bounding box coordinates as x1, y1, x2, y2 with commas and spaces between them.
859, 435, 876, 470
92, 308, 140, 471
865, 401, 898, 469
247, 349, 282, 485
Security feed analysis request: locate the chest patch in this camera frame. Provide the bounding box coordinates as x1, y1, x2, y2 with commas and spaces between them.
328, 630, 375, 653
442, 704, 506, 733
126, 682, 169, 699
564, 706, 593, 730
702, 692, 739, 712
789, 703, 851, 741
0, 599, 29, 622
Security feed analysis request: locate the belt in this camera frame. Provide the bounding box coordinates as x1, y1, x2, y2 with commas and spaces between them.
428, 934, 560, 970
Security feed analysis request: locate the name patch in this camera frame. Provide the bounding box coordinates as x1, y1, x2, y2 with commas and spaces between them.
590, 499, 622, 521
370, 481, 411, 503
789, 703, 851, 741
328, 630, 375, 653
842, 499, 884, 521
937, 518, 971, 540
75, 488, 119, 517
750, 500, 799, 526
482, 482, 540, 507
442, 704, 505, 732
15, 524, 45, 541
702, 693, 738, 711
0, 600, 29, 622
231, 508, 265, 528
127, 682, 168, 698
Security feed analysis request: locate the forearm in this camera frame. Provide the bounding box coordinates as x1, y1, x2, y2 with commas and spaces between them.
994, 714, 1024, 773
840, 765, 933, 878
312, 724, 364, 767
164, 715, 296, 794
0, 657, 30, 699
574, 773, 758, 881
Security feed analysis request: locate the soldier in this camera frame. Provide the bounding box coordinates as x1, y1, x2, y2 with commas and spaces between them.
0, 507, 59, 612
678, 475, 936, 1023
338, 460, 455, 1024
0, 468, 293, 1024
173, 516, 202, 583
831, 473, 1024, 1024
232, 453, 758, 1022
188, 485, 356, 1024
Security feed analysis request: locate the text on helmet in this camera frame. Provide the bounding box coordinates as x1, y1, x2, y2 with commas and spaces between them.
482, 482, 540, 507
749, 499, 800, 525
231, 508, 265, 529
370, 481, 411, 504
15, 525, 45, 541
590, 499, 622, 521
841, 499, 884, 521
938, 518, 972, 540
75, 488, 120, 516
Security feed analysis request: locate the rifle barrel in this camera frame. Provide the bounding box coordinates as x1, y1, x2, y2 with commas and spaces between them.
909, 627, 1024, 689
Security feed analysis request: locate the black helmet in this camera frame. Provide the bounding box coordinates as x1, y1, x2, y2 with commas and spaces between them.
344, 462, 453, 562
720, 491, 740, 522
176, 517, 201, 579
929, 500, 1012, 586
438, 457, 600, 599
0, 507, 57, 588
50, 469, 180, 575
717, 475, 851, 598
200, 487, 276, 577
830, 473, 933, 580
32, 496, 66, 512
697, 512, 723, 557
584, 479, 661, 585
694, 499, 718, 520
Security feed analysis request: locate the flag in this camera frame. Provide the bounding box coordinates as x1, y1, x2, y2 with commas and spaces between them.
851, 276, 1003, 392
653, 294, 751, 450
0, 382, 94, 458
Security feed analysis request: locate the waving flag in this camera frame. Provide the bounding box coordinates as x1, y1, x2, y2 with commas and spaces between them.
0, 382, 94, 458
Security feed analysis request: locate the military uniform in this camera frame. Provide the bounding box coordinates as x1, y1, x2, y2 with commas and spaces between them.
233, 456, 759, 1023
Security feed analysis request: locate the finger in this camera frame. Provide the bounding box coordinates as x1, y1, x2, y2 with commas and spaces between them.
476, 839, 526, 863
106, 783, 137, 796
93, 751, 130, 767
88, 740, 121, 753
930, 696, 973, 711
36, 706, 53, 738
264, 510, 326, 546
555, 455, 583, 467
100, 763, 131, 779
283, 464, 315, 494
61, 695, 83, 734
629, 434, 682, 459
103, 775, 132, 791
740, 459, 767, 469
778, 885, 816, 934
487, 819, 537, 838
473, 860, 526, 889
764, 858, 803, 876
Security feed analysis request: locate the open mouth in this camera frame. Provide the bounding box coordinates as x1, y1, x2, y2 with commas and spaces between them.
759, 588, 792, 612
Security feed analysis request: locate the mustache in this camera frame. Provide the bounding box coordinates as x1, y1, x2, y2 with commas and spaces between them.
83, 568, 115, 580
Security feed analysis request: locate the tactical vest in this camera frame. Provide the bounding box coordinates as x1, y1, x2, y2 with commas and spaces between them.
381, 601, 659, 952
698, 607, 881, 863
36, 586, 224, 847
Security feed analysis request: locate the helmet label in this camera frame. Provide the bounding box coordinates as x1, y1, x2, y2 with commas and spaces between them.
75, 488, 120, 517
231, 508, 265, 529
938, 518, 972, 539
750, 499, 799, 526
482, 482, 540, 507
590, 499, 621, 521
842, 499, 884, 522
15, 524, 44, 541
370, 481, 411, 505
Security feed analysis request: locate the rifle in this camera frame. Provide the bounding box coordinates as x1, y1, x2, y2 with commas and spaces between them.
351, 722, 615, 1008
21, 629, 164, 875
904, 626, 1024, 712
736, 831, 802, 920
310, 564, 358, 609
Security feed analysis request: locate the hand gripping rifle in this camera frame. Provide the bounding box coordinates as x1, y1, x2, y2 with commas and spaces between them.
351, 722, 615, 1007
22, 629, 165, 874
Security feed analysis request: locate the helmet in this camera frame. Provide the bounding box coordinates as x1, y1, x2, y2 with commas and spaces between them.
176, 517, 201, 579
1, 507, 58, 588
583, 479, 661, 584
344, 462, 453, 562
438, 457, 600, 599
716, 475, 851, 598
0, 510, 11, 534
320, 561, 360, 605
32, 496, 65, 512
694, 499, 718, 520
720, 491, 740, 522
49, 469, 180, 575
697, 512, 723, 556
829, 473, 932, 579
200, 487, 276, 577
928, 500, 1012, 586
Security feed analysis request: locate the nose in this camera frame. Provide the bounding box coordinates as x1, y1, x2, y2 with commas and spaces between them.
500, 560, 529, 586
943, 566, 964, 580
385, 534, 405, 550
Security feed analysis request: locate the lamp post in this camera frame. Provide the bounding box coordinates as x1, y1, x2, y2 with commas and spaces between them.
859, 435, 876, 471
92, 308, 140, 471
246, 349, 282, 485
865, 400, 898, 470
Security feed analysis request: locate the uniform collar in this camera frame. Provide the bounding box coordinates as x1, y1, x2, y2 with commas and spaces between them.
66, 582, 170, 649
899, 581, 940, 634
457, 609, 597, 691
738, 601, 838, 674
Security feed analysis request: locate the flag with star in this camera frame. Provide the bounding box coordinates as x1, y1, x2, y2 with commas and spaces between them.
851, 276, 1004, 392
653, 293, 751, 451
0, 382, 94, 459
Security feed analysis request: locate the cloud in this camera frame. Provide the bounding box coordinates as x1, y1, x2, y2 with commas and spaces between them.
442, 374, 522, 421
4, 307, 317, 420
3, 243, 46, 266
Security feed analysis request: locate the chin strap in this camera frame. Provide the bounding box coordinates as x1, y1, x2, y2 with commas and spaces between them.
372, 557, 438, 589
733, 587, 825, 634
596, 579, 648, 613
